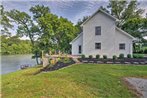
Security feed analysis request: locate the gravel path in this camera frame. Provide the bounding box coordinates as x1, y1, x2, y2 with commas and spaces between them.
124, 77, 147, 98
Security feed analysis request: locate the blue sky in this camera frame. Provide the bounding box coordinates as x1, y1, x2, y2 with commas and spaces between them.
2, 0, 147, 39
2, 0, 109, 24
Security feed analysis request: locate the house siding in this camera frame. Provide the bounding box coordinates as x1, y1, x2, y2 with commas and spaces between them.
114, 29, 133, 57
83, 11, 116, 58
71, 10, 134, 58
71, 34, 83, 55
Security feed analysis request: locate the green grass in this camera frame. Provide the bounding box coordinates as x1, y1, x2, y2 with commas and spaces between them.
2, 64, 147, 98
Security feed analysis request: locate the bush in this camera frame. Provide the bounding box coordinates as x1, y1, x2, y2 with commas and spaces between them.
63, 57, 71, 63
119, 54, 124, 59
133, 54, 138, 58
81, 55, 85, 59
96, 54, 100, 59
127, 54, 132, 58
89, 55, 93, 59
144, 49, 147, 54
113, 55, 117, 60
133, 54, 144, 58
103, 55, 107, 59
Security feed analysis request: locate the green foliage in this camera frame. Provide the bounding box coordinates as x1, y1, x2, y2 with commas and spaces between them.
113, 55, 117, 60
96, 54, 100, 59
133, 54, 144, 58
89, 55, 93, 59
103, 55, 107, 59
30, 5, 50, 20
144, 48, 147, 54
0, 5, 13, 36
81, 54, 85, 59
122, 18, 147, 39
58, 57, 71, 63
127, 54, 132, 58
6, 5, 78, 64
107, 0, 144, 27
37, 13, 78, 53
63, 57, 71, 63
75, 16, 89, 33
7, 9, 39, 46
0, 35, 32, 55
119, 54, 124, 59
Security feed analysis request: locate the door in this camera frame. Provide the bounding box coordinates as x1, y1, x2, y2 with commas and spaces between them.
79, 45, 81, 54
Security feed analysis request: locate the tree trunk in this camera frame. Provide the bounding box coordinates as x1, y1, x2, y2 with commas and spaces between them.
35, 51, 39, 65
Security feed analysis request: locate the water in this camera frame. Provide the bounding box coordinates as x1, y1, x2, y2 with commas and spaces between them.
1, 54, 37, 74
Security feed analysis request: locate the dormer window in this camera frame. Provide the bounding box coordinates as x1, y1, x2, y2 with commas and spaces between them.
95, 26, 101, 35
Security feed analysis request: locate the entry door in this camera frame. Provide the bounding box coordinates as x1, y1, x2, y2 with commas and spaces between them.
79, 45, 81, 54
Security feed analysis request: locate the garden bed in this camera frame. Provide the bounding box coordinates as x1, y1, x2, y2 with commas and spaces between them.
78, 58, 147, 65
41, 58, 75, 72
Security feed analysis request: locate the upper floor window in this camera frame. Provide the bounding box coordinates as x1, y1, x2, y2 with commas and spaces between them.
95, 26, 101, 35
95, 43, 101, 49
119, 43, 125, 50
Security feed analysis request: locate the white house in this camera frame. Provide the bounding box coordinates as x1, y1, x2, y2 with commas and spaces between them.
70, 9, 136, 58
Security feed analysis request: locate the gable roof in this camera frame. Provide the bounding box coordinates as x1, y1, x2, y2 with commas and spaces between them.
115, 27, 136, 40
70, 33, 83, 44
81, 9, 118, 26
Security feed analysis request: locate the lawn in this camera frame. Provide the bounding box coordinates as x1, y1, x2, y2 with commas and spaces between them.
1, 64, 147, 98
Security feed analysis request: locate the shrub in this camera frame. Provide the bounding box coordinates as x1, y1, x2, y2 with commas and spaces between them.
133, 54, 144, 58
113, 55, 117, 60
63, 57, 71, 63
89, 55, 93, 59
81, 55, 85, 59
144, 49, 147, 54
103, 55, 107, 59
96, 54, 100, 59
127, 54, 132, 58
133, 54, 137, 58
119, 54, 124, 59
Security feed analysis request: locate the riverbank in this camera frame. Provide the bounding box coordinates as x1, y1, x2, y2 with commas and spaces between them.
2, 64, 147, 98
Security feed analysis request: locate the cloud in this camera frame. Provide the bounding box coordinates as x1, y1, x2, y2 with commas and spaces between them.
72, 1, 108, 24
138, 1, 147, 17
2, 0, 147, 37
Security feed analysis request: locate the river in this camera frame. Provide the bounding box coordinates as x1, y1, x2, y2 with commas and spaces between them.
1, 54, 37, 74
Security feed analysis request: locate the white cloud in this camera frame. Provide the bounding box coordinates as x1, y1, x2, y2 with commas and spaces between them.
143, 36, 147, 40
72, 1, 108, 24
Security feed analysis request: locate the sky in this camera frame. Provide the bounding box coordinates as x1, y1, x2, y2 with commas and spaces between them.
1, 0, 147, 39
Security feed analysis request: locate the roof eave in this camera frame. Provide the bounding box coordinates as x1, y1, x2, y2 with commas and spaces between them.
81, 9, 118, 27
116, 27, 136, 40
69, 33, 83, 44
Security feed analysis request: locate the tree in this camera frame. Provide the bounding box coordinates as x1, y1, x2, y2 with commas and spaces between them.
75, 16, 89, 33
56, 17, 78, 52
37, 14, 78, 53
7, 9, 40, 64
0, 35, 32, 55
121, 17, 147, 53
0, 5, 13, 36
29, 5, 50, 20
107, 0, 144, 27
122, 18, 147, 39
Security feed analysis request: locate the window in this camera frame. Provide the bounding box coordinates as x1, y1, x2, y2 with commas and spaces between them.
119, 43, 125, 50
95, 43, 101, 49
95, 26, 101, 35
79, 45, 82, 54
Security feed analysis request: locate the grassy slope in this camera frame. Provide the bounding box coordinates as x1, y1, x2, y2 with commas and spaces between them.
2, 64, 147, 98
